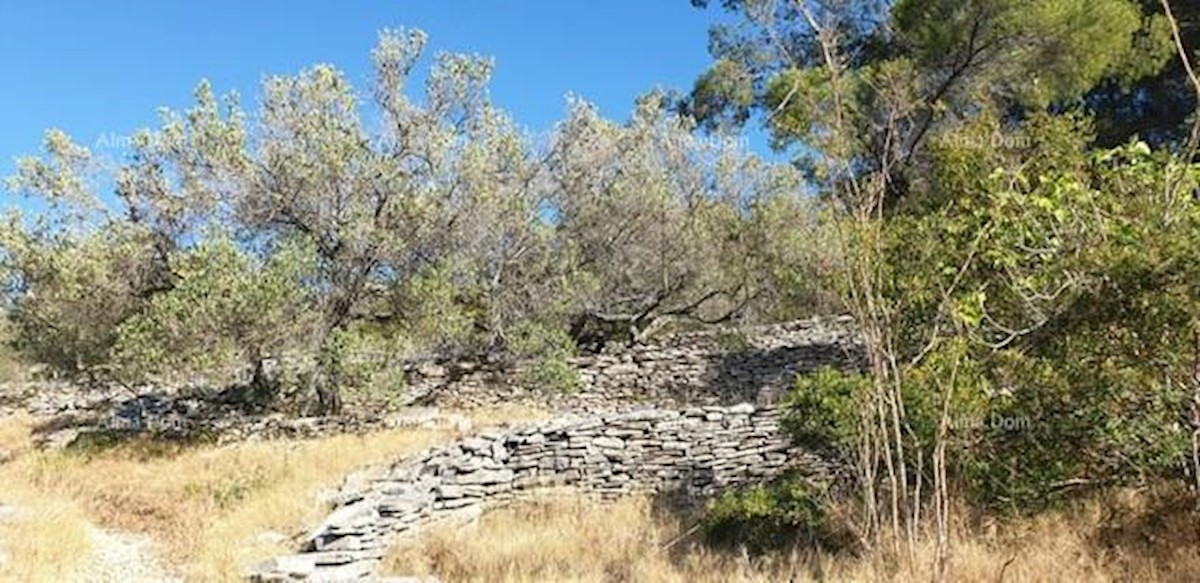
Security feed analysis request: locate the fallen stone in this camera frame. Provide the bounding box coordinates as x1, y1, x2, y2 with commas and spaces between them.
248, 553, 317, 581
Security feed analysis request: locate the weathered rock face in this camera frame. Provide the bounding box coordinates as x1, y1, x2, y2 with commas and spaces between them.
411, 316, 863, 411
248, 403, 838, 582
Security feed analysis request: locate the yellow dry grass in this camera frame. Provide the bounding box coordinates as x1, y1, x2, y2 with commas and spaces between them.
0, 416, 93, 582
0, 496, 93, 582
4, 403, 1198, 582
0, 414, 457, 581
382, 491, 1200, 583
462, 403, 554, 428
384, 494, 817, 582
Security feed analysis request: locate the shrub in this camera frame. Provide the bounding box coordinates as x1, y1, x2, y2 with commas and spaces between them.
326, 324, 411, 410
714, 329, 751, 352
111, 236, 316, 388
2, 224, 155, 379
703, 474, 853, 554
509, 320, 581, 393
781, 366, 870, 459
0, 319, 29, 383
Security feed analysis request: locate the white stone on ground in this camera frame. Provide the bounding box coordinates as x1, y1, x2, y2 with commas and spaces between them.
80, 524, 180, 583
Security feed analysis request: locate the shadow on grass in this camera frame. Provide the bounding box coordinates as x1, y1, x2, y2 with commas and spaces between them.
59, 427, 219, 460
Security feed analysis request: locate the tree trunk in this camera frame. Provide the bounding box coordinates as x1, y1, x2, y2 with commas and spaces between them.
309, 329, 345, 416
313, 372, 343, 415
246, 353, 280, 412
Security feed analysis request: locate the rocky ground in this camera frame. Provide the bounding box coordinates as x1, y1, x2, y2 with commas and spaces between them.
0, 380, 469, 450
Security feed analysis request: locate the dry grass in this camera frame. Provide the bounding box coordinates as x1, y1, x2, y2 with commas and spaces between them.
0, 401, 551, 582
0, 414, 458, 581
383, 494, 817, 582
0, 497, 93, 582
382, 491, 1200, 583
0, 417, 93, 582
5, 401, 1199, 582
462, 403, 554, 428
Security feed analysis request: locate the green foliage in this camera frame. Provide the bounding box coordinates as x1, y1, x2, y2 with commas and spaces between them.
687, 59, 756, 131
0, 318, 30, 383
550, 93, 817, 344
892, 0, 1170, 107
113, 236, 315, 386
703, 475, 852, 554
768, 75, 1200, 512
390, 265, 481, 356
713, 329, 751, 352
517, 357, 581, 395
691, 0, 1200, 544
0, 218, 155, 377
690, 0, 1175, 209
783, 366, 870, 459
740, 192, 843, 320
2, 27, 823, 406
890, 128, 1200, 510
951, 138, 1199, 509
509, 320, 581, 394
322, 324, 411, 410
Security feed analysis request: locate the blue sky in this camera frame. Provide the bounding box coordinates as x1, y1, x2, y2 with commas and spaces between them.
1, 1, 771, 205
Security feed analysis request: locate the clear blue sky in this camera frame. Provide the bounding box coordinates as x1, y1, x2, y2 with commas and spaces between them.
1, 1, 765, 202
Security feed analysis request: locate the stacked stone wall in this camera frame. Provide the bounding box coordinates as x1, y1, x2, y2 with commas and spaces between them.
250, 404, 839, 582
249, 317, 861, 581
410, 315, 863, 411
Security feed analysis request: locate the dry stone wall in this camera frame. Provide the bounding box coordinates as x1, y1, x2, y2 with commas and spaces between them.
410, 316, 863, 411
248, 318, 859, 581
249, 403, 839, 582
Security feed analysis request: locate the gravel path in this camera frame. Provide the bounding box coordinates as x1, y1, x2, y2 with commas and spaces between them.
80, 524, 180, 583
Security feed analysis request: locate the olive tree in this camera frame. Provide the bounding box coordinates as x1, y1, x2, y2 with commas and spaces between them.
3, 26, 828, 411
3, 29, 551, 411
2, 130, 184, 379
165, 30, 552, 411
546, 92, 819, 348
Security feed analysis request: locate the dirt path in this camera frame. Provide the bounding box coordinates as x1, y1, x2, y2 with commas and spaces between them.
80, 524, 180, 583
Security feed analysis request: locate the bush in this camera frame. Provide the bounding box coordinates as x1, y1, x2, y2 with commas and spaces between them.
0, 319, 29, 383
509, 320, 581, 393
517, 356, 581, 394
781, 366, 870, 459
2, 225, 155, 378
326, 325, 411, 410
112, 236, 316, 388
713, 329, 751, 352
703, 475, 853, 554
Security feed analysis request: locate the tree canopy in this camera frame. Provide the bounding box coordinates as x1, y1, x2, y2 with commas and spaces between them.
684, 0, 1200, 561
1, 28, 826, 411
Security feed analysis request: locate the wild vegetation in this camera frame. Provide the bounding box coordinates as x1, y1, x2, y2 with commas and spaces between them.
682, 0, 1200, 575
381, 491, 1200, 582
2, 0, 1200, 580
0, 408, 550, 581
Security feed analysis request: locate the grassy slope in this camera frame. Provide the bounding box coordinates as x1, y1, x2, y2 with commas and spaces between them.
0, 414, 457, 581
3, 405, 1199, 582
382, 493, 1200, 582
